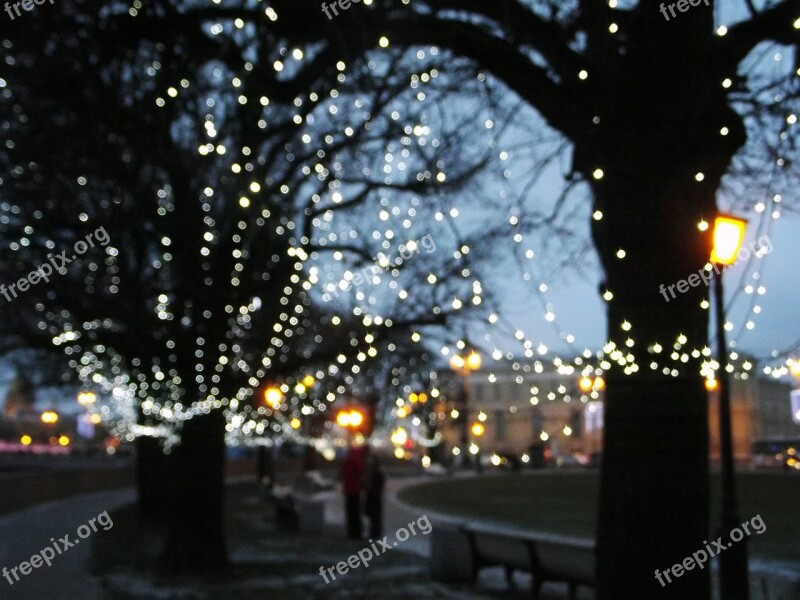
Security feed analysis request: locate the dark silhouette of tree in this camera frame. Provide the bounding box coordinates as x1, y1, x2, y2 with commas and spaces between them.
154, 0, 796, 597
0, 0, 528, 575
2, 0, 796, 593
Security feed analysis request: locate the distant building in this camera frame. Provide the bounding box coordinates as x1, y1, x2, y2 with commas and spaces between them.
3, 375, 36, 417
710, 376, 800, 460
440, 362, 603, 461
440, 362, 799, 462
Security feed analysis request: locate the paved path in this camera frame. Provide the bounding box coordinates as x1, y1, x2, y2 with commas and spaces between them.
323, 475, 434, 556
322, 475, 595, 598
0, 488, 135, 600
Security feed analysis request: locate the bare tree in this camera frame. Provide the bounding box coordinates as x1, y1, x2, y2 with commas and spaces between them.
230, 0, 796, 597
0, 0, 531, 573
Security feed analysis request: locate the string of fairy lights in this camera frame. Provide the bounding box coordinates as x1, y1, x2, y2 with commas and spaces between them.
385, 5, 800, 446
2, 2, 797, 451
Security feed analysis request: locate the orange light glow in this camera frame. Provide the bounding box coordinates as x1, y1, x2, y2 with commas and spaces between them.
264, 387, 283, 408
77, 392, 97, 406
336, 409, 364, 429
41, 411, 59, 424
471, 422, 485, 437
705, 378, 719, 391
449, 354, 465, 371
349, 410, 364, 427
710, 215, 747, 266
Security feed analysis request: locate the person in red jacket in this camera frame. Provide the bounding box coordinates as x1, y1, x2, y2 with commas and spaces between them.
340, 445, 366, 539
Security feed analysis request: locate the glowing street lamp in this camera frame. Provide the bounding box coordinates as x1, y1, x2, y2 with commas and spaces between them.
391, 427, 408, 446
41, 411, 59, 424
264, 387, 283, 408
336, 411, 352, 427
77, 391, 97, 406
710, 215, 747, 265
349, 410, 364, 428
449, 349, 481, 375
336, 408, 364, 430
710, 213, 749, 599
471, 422, 485, 437
579, 375, 605, 393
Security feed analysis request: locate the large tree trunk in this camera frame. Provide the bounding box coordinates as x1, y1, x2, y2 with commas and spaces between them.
135, 435, 173, 522
158, 410, 228, 574
589, 132, 744, 597
582, 9, 748, 594
593, 168, 714, 599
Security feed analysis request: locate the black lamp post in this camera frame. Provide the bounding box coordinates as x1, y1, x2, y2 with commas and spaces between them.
711, 214, 749, 600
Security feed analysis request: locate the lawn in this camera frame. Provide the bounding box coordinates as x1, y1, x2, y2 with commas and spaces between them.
398, 471, 800, 565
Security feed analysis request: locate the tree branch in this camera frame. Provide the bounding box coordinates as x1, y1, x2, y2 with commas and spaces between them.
718, 0, 800, 70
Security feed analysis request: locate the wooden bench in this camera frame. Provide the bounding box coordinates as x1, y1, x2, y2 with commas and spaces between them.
431, 522, 595, 599
268, 485, 325, 534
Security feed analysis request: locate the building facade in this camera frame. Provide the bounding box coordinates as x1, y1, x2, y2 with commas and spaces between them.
440, 362, 799, 462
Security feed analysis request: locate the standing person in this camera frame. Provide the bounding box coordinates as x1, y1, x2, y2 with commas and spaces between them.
340, 445, 365, 539
364, 454, 385, 540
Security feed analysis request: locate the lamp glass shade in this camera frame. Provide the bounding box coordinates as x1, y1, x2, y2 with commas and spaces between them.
710, 215, 746, 265
349, 410, 364, 427
449, 354, 465, 370
264, 387, 283, 407
466, 351, 481, 371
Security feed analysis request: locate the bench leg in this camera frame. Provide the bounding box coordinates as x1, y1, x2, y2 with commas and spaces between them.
504, 566, 515, 589
531, 576, 543, 600
568, 581, 578, 600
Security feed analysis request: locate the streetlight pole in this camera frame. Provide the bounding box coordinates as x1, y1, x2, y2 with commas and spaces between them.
711, 215, 749, 600
450, 349, 481, 471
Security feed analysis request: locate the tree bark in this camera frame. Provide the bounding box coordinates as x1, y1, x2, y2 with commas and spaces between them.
591, 161, 718, 599
158, 410, 229, 574
135, 435, 172, 522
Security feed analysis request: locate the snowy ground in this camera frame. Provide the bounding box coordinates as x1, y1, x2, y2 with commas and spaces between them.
0, 488, 134, 600
0, 476, 796, 599
93, 477, 589, 599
